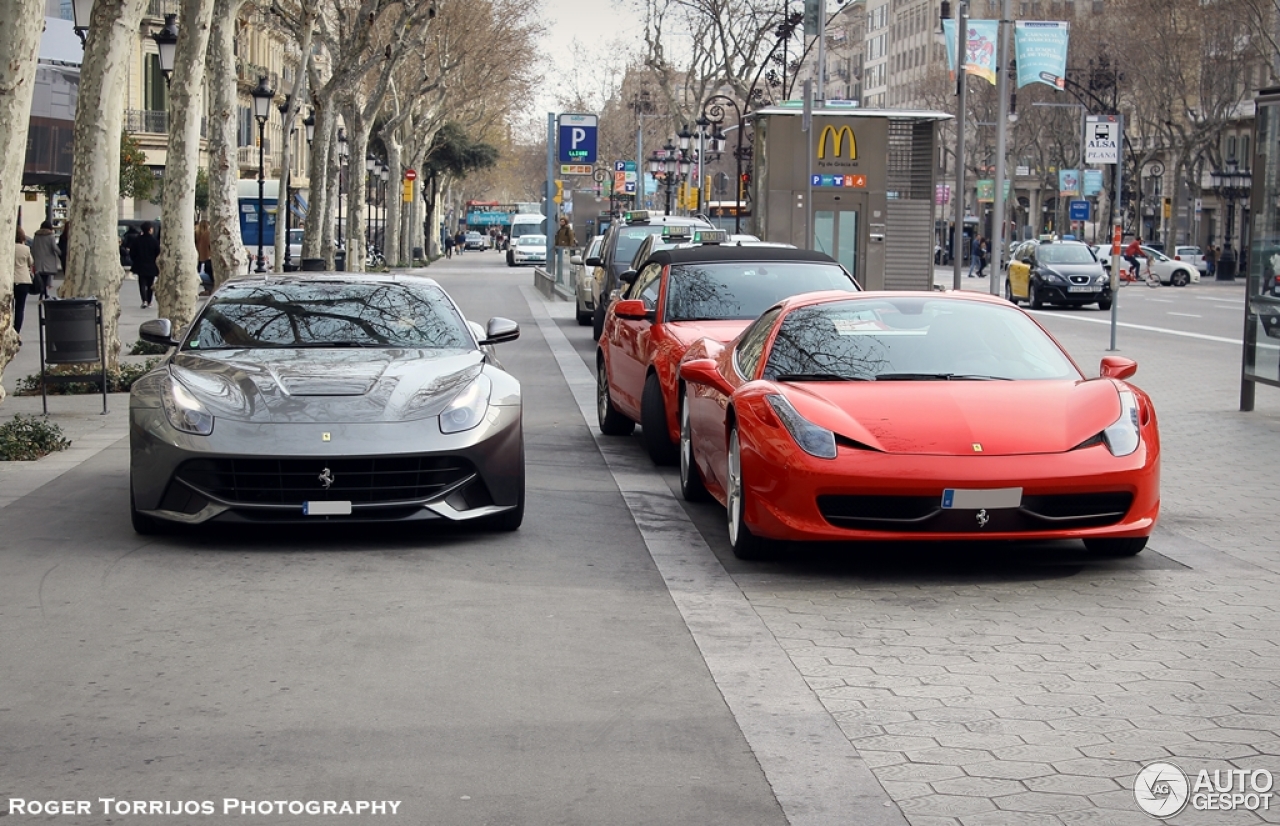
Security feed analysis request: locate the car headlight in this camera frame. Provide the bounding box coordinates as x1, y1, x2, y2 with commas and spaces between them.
766, 395, 837, 459
1101, 388, 1140, 457
1041, 270, 1066, 284
439, 374, 491, 434
161, 373, 214, 435
1096, 274, 1109, 284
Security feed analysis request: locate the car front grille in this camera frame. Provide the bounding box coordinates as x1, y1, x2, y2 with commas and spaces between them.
174, 455, 476, 507
817, 491, 1134, 533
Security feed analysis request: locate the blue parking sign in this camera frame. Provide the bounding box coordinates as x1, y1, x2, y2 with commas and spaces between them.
558, 114, 598, 165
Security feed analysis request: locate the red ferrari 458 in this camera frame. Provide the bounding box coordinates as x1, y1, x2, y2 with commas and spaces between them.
678, 291, 1160, 559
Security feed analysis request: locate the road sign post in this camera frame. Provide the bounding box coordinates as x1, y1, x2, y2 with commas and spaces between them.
1087, 114, 1124, 351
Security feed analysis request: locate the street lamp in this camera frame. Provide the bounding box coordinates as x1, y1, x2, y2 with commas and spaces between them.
302, 109, 315, 145
336, 128, 348, 252
699, 94, 748, 232
71, 0, 93, 47
250, 75, 274, 273
663, 141, 678, 216
365, 155, 378, 249
379, 165, 390, 256
1209, 159, 1252, 281
278, 95, 296, 269
151, 14, 179, 88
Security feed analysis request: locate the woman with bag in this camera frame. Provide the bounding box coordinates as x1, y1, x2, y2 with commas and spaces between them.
12, 227, 35, 345
31, 221, 61, 300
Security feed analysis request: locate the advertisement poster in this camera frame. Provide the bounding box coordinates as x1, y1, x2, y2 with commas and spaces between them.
976, 180, 995, 202
1015, 21, 1070, 89
943, 19, 1000, 85
1059, 169, 1080, 196
1083, 169, 1104, 196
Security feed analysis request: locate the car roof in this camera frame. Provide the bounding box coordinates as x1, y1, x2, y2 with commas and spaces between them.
223, 272, 442, 289
775, 289, 1013, 314
643, 246, 840, 266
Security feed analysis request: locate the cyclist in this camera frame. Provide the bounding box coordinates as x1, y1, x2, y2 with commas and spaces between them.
1123, 237, 1145, 283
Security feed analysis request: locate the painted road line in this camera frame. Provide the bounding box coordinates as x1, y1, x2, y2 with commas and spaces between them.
1167, 312, 1202, 318
522, 286, 908, 826
1028, 310, 1240, 344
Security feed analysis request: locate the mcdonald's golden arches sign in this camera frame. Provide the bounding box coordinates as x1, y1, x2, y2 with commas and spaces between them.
817, 125, 857, 161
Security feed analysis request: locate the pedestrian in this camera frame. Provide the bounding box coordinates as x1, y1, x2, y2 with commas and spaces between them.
128, 221, 161, 309
194, 219, 213, 295
12, 226, 35, 345
1205, 244, 1217, 278
968, 234, 980, 276
444, 233, 454, 258
976, 236, 989, 278
555, 216, 577, 250
120, 224, 139, 271
31, 220, 61, 300
454, 231, 465, 255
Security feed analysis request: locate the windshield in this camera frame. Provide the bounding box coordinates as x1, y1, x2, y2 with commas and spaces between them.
288, 229, 304, 244
183, 281, 473, 350
509, 219, 545, 240
1038, 244, 1097, 265
665, 261, 857, 322
763, 298, 1080, 381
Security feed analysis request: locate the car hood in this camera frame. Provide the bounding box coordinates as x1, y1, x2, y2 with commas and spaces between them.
169, 348, 485, 424
785, 379, 1121, 456
1040, 262, 1104, 277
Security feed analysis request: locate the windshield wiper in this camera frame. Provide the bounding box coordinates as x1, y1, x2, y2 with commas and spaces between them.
773, 372, 869, 382
875, 372, 1010, 381
288, 340, 385, 348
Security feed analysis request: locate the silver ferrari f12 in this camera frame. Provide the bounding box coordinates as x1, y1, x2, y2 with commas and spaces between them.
128, 274, 523, 533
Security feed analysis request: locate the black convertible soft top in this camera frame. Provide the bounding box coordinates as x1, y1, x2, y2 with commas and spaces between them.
641, 245, 840, 269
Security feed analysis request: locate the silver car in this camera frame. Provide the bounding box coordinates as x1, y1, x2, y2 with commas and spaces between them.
128, 273, 524, 534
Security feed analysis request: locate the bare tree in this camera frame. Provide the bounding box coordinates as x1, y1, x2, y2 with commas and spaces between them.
0, 0, 45, 399
156, 0, 215, 332
63, 0, 148, 369
206, 0, 249, 288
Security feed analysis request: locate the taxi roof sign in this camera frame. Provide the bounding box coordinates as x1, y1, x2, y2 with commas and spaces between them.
624, 210, 651, 223
694, 229, 729, 244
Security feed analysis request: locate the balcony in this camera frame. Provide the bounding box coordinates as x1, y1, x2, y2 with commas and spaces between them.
144, 0, 180, 19
235, 60, 279, 92
125, 110, 209, 138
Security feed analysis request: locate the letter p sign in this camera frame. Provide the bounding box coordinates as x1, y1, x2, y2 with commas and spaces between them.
558, 113, 598, 165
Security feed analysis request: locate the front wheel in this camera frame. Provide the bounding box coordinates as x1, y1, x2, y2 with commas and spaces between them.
679, 392, 710, 502
1172, 269, 1191, 287
726, 426, 782, 560
1082, 536, 1147, 556
1029, 282, 1044, 309
1097, 298, 1112, 311
1004, 278, 1018, 305
592, 302, 606, 341
597, 357, 635, 436
130, 488, 162, 535
641, 373, 678, 465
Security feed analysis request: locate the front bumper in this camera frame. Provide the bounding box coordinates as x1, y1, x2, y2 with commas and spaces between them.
740, 438, 1159, 543
130, 405, 523, 527
1039, 283, 1111, 304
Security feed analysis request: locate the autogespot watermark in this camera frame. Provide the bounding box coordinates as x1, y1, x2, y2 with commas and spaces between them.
1134, 761, 1273, 818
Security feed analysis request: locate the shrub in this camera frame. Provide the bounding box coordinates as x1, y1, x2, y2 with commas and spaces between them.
0, 414, 72, 461
15, 357, 163, 396
129, 338, 170, 356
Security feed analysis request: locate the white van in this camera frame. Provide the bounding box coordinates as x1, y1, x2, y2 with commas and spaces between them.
506, 213, 545, 266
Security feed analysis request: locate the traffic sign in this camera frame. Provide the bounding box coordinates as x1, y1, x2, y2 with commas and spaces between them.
614, 160, 637, 195
1069, 200, 1090, 221
560, 164, 592, 175
1085, 116, 1121, 165
404, 168, 418, 181
558, 113, 598, 165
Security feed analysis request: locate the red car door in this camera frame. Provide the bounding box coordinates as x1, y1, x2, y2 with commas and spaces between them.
607, 262, 665, 417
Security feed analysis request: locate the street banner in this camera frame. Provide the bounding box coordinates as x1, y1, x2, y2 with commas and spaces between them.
1059, 169, 1080, 196
936, 183, 951, 205
976, 179, 994, 202
1015, 21, 1069, 89
942, 19, 999, 85
1083, 169, 1104, 196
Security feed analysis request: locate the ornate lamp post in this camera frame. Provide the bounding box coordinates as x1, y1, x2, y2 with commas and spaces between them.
1210, 159, 1252, 281
662, 141, 678, 216
336, 128, 348, 252
365, 155, 378, 248
151, 14, 179, 88
71, 0, 93, 47
699, 95, 745, 232
379, 165, 390, 255
250, 76, 274, 273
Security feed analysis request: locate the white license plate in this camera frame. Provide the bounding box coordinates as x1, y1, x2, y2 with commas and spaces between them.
941, 488, 1022, 509
303, 500, 352, 516
1067, 285, 1096, 293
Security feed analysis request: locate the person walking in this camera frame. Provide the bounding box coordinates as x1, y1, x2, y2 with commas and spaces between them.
976, 235, 989, 278
31, 220, 61, 300
1205, 244, 1218, 279
12, 227, 35, 345
443, 233, 454, 258
554, 216, 576, 249
968, 234, 980, 277
194, 219, 213, 295
128, 221, 161, 309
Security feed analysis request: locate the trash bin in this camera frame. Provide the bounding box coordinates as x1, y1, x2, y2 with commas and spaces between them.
334, 251, 346, 271
1217, 253, 1238, 281
413, 246, 424, 261
300, 258, 325, 271
38, 298, 108, 414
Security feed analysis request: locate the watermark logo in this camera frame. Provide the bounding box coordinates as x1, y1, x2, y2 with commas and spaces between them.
1134, 762, 1190, 818
1135, 762, 1274, 818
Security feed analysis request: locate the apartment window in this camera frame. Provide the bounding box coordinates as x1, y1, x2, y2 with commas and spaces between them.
1242, 135, 1252, 167
238, 106, 253, 148
144, 54, 168, 112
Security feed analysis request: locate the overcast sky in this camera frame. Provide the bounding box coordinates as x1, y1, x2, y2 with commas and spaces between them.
530, 0, 648, 119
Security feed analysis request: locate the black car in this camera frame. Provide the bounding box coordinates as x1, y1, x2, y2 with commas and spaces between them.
1006, 239, 1112, 311
587, 210, 714, 340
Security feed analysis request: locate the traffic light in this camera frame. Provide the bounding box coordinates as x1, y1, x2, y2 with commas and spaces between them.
553, 180, 563, 204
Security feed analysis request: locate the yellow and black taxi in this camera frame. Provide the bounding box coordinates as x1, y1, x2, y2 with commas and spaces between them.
1006, 237, 1112, 311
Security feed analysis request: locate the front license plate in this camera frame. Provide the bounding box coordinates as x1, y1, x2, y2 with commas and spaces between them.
941, 488, 1023, 509
1067, 285, 1096, 293
303, 500, 352, 516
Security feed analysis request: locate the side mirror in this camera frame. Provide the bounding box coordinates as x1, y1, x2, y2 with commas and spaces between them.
481, 317, 520, 345
570, 255, 583, 266
139, 318, 179, 348
584, 256, 602, 267
614, 299, 649, 321
619, 268, 639, 285
1099, 356, 1137, 380
679, 358, 733, 396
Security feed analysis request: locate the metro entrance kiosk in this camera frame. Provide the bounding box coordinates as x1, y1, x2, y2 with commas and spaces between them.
748, 107, 950, 290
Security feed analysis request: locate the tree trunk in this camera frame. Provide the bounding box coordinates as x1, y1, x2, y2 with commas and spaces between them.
343, 106, 369, 274
385, 139, 403, 266
272, 17, 313, 272
63, 0, 147, 370
0, 0, 44, 401
206, 0, 247, 287
156, 0, 214, 332
302, 103, 332, 260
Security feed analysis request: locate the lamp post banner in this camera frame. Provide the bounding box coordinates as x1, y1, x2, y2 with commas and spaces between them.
1015, 21, 1070, 89
942, 19, 999, 85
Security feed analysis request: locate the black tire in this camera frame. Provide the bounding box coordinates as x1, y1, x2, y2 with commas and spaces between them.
726, 425, 782, 560
1172, 269, 1191, 287
592, 301, 606, 341
679, 391, 710, 502
1004, 278, 1018, 305
1097, 297, 1113, 311
1029, 281, 1044, 309
1083, 536, 1147, 556
130, 488, 162, 535
597, 356, 635, 436
575, 296, 592, 325
506, 249, 515, 267
641, 372, 678, 465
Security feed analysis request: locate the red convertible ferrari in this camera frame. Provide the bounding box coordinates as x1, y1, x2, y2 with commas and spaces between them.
678, 291, 1160, 559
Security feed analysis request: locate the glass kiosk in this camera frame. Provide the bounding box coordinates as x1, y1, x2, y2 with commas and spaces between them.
1244, 87, 1280, 410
